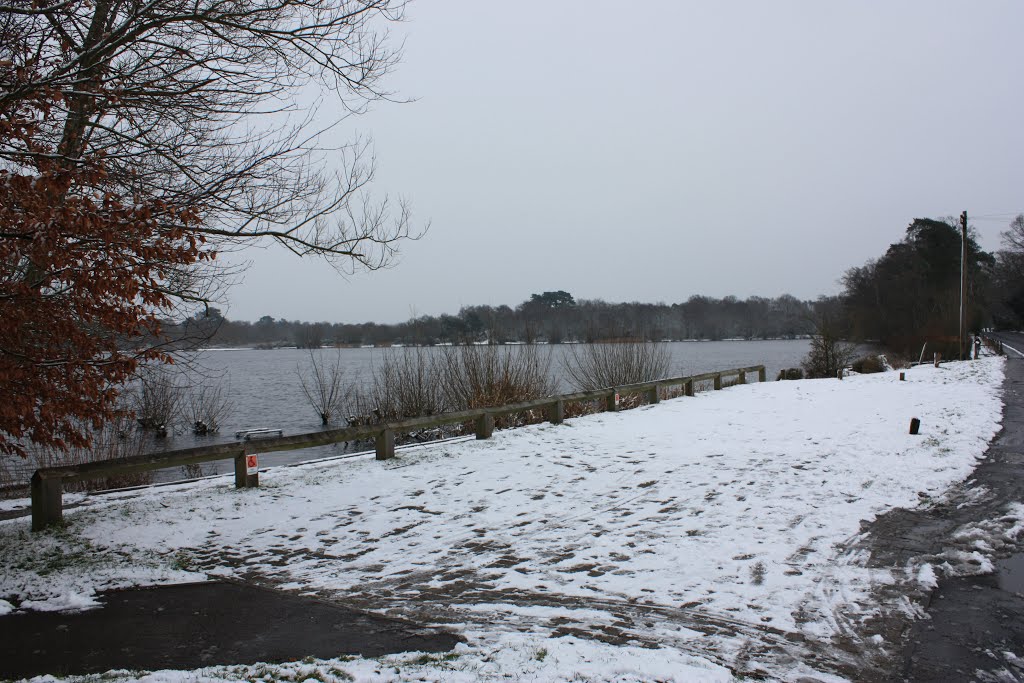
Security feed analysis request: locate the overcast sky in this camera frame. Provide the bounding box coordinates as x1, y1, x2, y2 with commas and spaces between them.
222, 1, 1024, 324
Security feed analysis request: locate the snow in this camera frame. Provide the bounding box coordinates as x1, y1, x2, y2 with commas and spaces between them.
0, 358, 1007, 681
973, 648, 1024, 683
916, 563, 938, 589
934, 503, 1024, 577
19, 591, 101, 613
17, 634, 733, 682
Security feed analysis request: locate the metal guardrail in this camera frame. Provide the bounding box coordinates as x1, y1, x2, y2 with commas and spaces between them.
30, 365, 766, 531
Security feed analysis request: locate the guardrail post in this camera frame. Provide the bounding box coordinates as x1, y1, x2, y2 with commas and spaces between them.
31, 473, 62, 531
714, 373, 722, 390
235, 455, 259, 489
685, 380, 694, 397
475, 413, 494, 439
648, 386, 659, 404
547, 399, 565, 425
758, 366, 766, 382
738, 370, 746, 385
605, 390, 618, 412
376, 429, 395, 460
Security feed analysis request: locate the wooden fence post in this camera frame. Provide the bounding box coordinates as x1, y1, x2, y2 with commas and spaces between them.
475, 413, 494, 439
758, 366, 766, 382
685, 380, 694, 397
234, 451, 259, 489
31, 473, 62, 531
606, 390, 618, 412
547, 399, 565, 425
713, 373, 722, 390
376, 429, 395, 460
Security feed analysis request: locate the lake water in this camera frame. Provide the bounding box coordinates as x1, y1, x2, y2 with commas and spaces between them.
155, 340, 812, 466
193, 340, 809, 436
3, 340, 814, 489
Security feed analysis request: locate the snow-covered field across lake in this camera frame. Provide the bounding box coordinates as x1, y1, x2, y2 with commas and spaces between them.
0, 358, 1007, 681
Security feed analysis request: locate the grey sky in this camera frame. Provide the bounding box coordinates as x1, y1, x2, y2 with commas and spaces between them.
224, 1, 1024, 324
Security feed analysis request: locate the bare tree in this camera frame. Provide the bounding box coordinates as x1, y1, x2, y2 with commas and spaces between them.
2, 0, 420, 274
562, 341, 671, 392
32, 414, 151, 491
0, 0, 420, 458
1001, 215, 1024, 253
991, 214, 1024, 327
298, 349, 349, 425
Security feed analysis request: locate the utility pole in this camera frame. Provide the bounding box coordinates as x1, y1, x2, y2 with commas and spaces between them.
960, 210, 968, 360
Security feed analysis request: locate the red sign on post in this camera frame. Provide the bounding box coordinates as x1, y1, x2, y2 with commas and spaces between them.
245, 454, 259, 476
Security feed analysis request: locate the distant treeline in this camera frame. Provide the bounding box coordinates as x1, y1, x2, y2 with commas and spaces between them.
174, 292, 819, 348
149, 214, 1024, 370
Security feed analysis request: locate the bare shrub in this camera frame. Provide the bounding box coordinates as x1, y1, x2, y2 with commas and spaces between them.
298, 350, 350, 425
438, 345, 555, 410
563, 398, 603, 419
801, 308, 856, 379
851, 355, 885, 374
30, 414, 151, 492
180, 462, 211, 479
562, 341, 671, 392
802, 332, 856, 379
983, 337, 1005, 357
437, 345, 556, 429
183, 382, 232, 434
132, 367, 185, 434
365, 347, 445, 421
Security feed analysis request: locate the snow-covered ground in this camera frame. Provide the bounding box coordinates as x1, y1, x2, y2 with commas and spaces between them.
0, 358, 1007, 681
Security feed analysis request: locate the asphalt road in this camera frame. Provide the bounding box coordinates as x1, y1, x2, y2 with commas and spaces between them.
0, 581, 462, 680
895, 332, 1024, 681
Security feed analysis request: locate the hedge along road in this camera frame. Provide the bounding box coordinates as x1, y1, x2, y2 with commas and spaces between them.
860, 332, 1024, 681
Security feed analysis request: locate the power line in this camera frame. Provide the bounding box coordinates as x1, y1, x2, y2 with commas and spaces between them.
942, 211, 1023, 221
937, 209, 1024, 218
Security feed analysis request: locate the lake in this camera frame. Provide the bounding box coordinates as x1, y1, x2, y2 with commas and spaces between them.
3, 340, 815, 489
153, 340, 813, 469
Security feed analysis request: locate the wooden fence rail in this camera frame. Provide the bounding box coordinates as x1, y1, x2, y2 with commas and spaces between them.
30, 364, 766, 531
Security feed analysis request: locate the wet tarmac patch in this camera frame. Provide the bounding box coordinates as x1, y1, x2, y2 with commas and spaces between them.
0, 581, 462, 680
902, 571, 1024, 682
997, 553, 1024, 594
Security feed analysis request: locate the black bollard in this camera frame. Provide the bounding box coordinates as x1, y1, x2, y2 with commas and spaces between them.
909, 418, 921, 435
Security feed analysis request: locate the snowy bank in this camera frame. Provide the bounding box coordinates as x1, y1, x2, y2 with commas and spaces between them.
0, 358, 1005, 681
